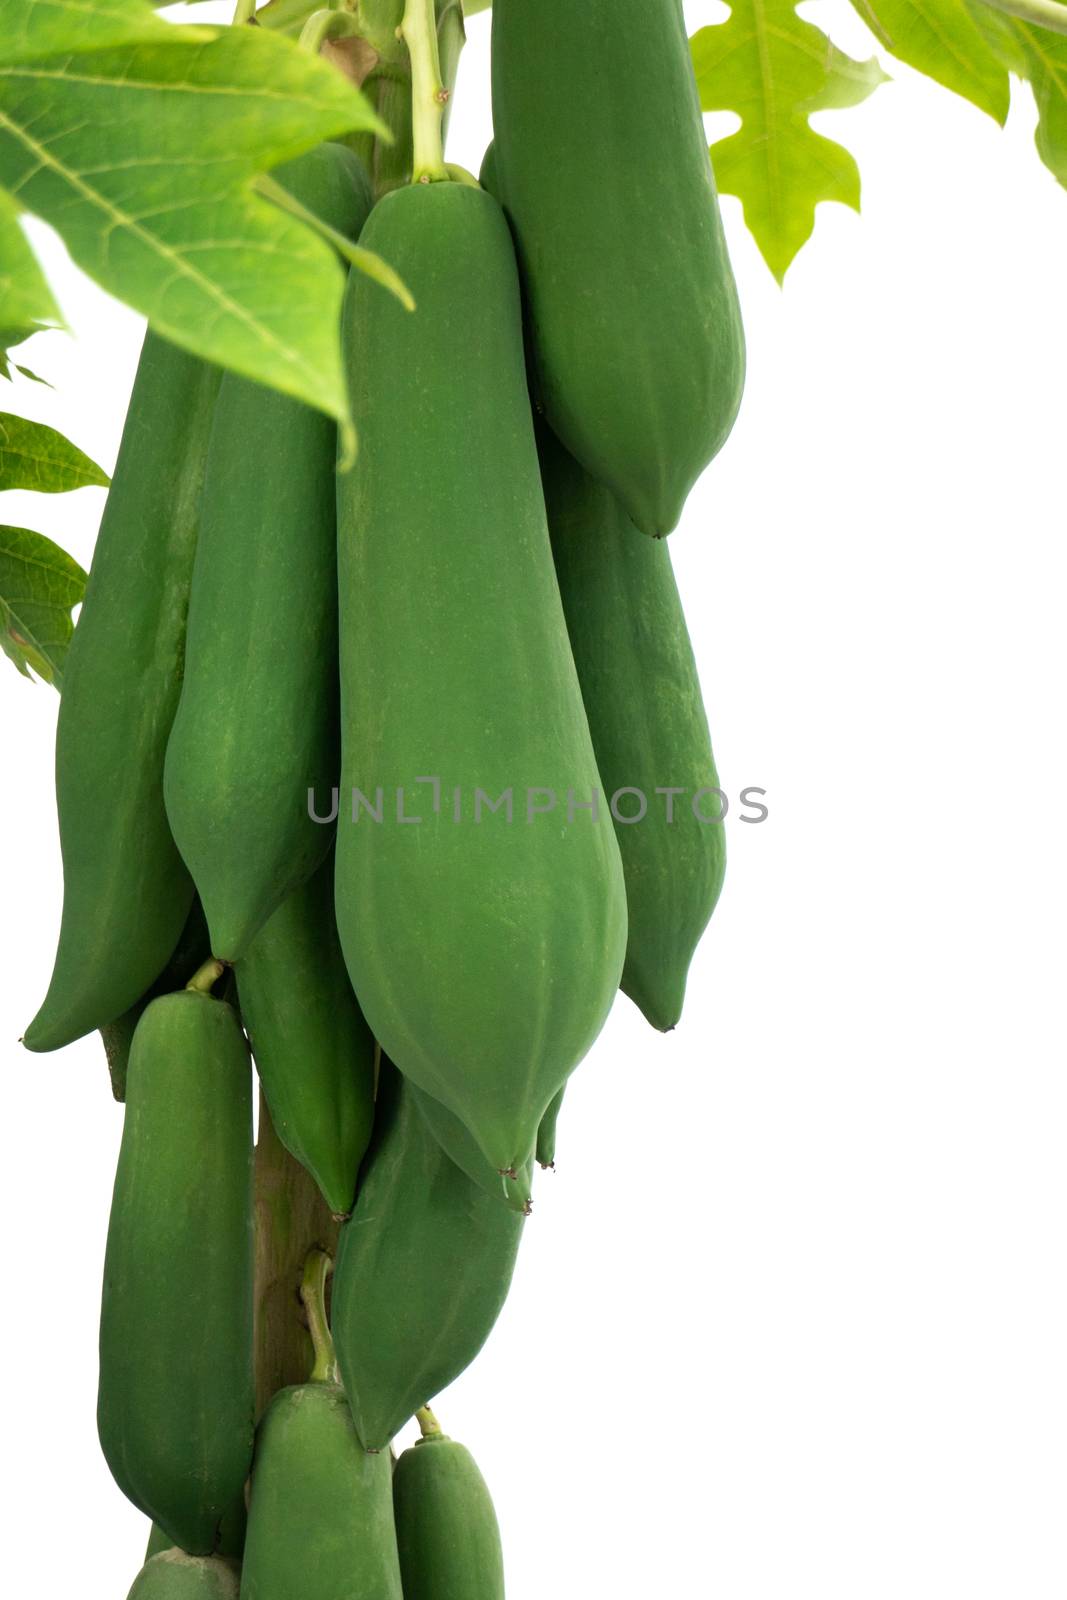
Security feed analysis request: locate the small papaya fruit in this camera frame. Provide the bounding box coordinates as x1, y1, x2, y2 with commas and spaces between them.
393, 1417, 505, 1600
540, 428, 727, 1031
164, 144, 373, 961
99, 988, 255, 1554
411, 1082, 534, 1216
236, 850, 376, 1219
127, 1552, 240, 1600
332, 1064, 525, 1451
101, 899, 211, 1103
24, 336, 221, 1053
536, 1086, 565, 1171
239, 1252, 403, 1600
335, 180, 627, 1178
490, 0, 745, 536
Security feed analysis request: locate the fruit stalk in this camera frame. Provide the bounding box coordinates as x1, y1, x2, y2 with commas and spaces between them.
400, 0, 449, 182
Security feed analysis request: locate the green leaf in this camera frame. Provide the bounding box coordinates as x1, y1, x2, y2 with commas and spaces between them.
0, 27, 388, 426
0, 412, 109, 492
1000, 19, 1067, 184
0, 186, 63, 342
0, 0, 211, 66
691, 3, 888, 283
850, 1, 1010, 122
0, 522, 86, 687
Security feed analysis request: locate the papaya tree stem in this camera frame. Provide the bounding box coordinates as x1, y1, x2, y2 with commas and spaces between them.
232, 0, 258, 24
400, 0, 450, 182
415, 1404, 443, 1438
300, 1248, 339, 1385
186, 958, 225, 995
978, 0, 1067, 34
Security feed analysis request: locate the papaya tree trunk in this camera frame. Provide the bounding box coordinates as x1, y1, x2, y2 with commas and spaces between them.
253, 1089, 339, 1416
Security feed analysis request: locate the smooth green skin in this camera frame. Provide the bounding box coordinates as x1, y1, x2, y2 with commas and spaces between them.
335, 182, 627, 1177
239, 1383, 402, 1600
332, 1065, 525, 1451
101, 899, 211, 1103
410, 1082, 534, 1216
99, 992, 255, 1555
393, 1435, 505, 1600
24, 336, 220, 1053
145, 1496, 246, 1565
236, 850, 376, 1218
536, 1085, 565, 1170
128, 1552, 240, 1600
164, 145, 372, 962
541, 429, 726, 1032
490, 0, 745, 537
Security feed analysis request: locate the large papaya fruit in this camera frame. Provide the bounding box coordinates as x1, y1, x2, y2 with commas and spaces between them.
101, 899, 211, 1103
127, 1553, 240, 1600
335, 180, 627, 1177
393, 1422, 505, 1600
240, 1379, 402, 1599
99, 989, 254, 1554
24, 337, 221, 1052
236, 850, 376, 1219
490, 0, 745, 537
332, 1064, 525, 1451
164, 145, 372, 962
540, 429, 727, 1030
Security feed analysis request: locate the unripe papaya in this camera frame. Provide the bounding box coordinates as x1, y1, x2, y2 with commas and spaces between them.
411, 1082, 534, 1216
393, 1430, 505, 1600
332, 1064, 525, 1451
101, 899, 211, 1103
540, 430, 726, 1030
24, 337, 221, 1053
536, 1085, 565, 1171
335, 181, 627, 1177
490, 0, 745, 537
99, 990, 254, 1554
239, 1383, 402, 1600
164, 145, 372, 961
128, 1552, 240, 1600
236, 850, 376, 1219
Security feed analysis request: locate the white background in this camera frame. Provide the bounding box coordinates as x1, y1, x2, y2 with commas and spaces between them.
2, 3, 1065, 1595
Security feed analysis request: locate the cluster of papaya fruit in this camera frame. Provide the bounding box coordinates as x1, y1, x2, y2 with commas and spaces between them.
24, 2, 743, 1594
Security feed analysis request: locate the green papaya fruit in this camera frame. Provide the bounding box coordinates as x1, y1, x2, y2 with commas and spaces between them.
410, 1082, 534, 1216
536, 1085, 565, 1171
236, 850, 376, 1219
164, 145, 372, 962
393, 1429, 505, 1600
490, 0, 745, 537
540, 429, 726, 1030
24, 336, 221, 1053
145, 1497, 246, 1565
332, 1064, 525, 1451
127, 1552, 240, 1600
101, 899, 211, 1103
99, 990, 255, 1554
335, 180, 627, 1177
239, 1383, 402, 1600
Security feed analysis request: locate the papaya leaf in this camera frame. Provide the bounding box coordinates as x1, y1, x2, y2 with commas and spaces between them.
850, 1, 1010, 122
0, 413, 109, 492
461, 0, 491, 13
1003, 20, 1067, 184
0, 187, 63, 343
0, 522, 86, 687
0, 27, 389, 427
0, 0, 210, 66
691, 2, 888, 283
